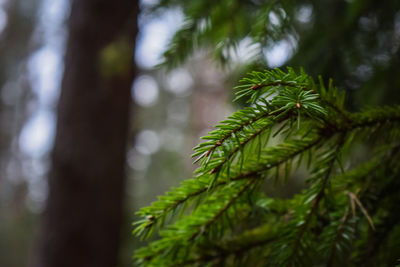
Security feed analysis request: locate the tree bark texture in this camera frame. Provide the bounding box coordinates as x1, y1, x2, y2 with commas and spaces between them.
31, 0, 138, 266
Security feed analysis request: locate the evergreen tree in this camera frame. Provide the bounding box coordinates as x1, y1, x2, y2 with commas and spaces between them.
133, 1, 400, 266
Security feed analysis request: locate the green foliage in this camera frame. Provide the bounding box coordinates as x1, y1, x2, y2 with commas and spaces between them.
154, 0, 294, 67
133, 68, 400, 266
151, 0, 400, 106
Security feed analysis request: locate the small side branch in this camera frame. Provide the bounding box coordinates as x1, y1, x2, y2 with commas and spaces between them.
286, 135, 345, 266
188, 178, 257, 241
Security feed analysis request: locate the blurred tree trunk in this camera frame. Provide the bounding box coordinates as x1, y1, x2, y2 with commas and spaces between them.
31, 1, 138, 267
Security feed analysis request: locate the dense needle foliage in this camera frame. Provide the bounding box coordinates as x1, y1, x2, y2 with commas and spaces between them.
133, 68, 400, 266
133, 1, 400, 265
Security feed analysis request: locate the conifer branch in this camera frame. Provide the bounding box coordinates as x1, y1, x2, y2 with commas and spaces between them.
326, 207, 351, 267
286, 135, 345, 266
134, 136, 322, 237
134, 68, 400, 266
198, 108, 271, 159
206, 117, 282, 176
188, 178, 256, 241
135, 180, 257, 265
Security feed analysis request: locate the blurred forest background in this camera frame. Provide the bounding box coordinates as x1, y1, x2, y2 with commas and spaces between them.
0, 0, 399, 266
